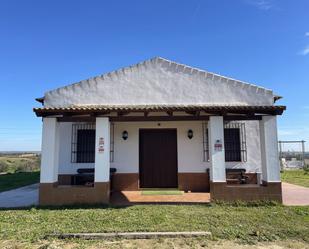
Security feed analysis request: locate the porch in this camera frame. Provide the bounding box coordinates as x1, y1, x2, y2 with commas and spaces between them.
35, 105, 285, 205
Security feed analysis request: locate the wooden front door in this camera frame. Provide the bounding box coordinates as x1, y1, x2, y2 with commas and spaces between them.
139, 129, 178, 188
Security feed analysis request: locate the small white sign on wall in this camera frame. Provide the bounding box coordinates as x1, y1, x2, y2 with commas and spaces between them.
98, 137, 104, 153
214, 139, 223, 151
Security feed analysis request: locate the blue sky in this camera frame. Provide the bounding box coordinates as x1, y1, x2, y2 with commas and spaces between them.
0, 0, 308, 151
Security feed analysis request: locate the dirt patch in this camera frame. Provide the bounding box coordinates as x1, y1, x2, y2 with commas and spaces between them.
1, 239, 309, 249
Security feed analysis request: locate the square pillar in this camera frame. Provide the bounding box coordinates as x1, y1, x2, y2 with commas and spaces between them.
209, 116, 226, 182
95, 117, 110, 183
40, 118, 59, 184
259, 116, 281, 183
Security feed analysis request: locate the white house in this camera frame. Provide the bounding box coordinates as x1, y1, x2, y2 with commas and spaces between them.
34, 57, 285, 205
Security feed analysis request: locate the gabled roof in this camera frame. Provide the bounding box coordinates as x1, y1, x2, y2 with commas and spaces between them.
45, 57, 273, 95
36, 57, 281, 108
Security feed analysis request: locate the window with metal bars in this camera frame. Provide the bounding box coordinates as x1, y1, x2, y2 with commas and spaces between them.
71, 123, 95, 163
71, 123, 115, 163
202, 123, 209, 161
110, 122, 115, 163
202, 122, 247, 162
224, 128, 241, 161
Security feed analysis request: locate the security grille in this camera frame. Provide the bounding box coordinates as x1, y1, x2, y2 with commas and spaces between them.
224, 122, 247, 162
110, 122, 115, 163
71, 122, 115, 163
71, 123, 95, 163
202, 122, 209, 162
202, 122, 247, 162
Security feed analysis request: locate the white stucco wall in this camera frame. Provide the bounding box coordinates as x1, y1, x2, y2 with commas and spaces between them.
43, 57, 274, 108
112, 121, 208, 173
58, 120, 262, 175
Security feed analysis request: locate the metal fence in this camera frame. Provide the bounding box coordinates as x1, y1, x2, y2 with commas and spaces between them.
278, 140, 306, 169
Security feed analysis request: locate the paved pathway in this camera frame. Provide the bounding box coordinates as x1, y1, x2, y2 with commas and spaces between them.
0, 184, 39, 208
282, 182, 309, 206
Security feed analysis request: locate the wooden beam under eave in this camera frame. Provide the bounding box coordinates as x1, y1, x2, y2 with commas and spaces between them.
110, 115, 209, 122
89, 111, 111, 117
166, 111, 173, 116
117, 111, 131, 117
220, 111, 228, 116
57, 117, 96, 122
185, 110, 200, 116
224, 115, 262, 121
56, 115, 263, 122
246, 111, 256, 117
201, 109, 278, 116
40, 112, 64, 117
62, 112, 91, 117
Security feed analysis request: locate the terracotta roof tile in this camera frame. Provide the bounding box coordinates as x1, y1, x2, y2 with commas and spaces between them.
33, 104, 286, 117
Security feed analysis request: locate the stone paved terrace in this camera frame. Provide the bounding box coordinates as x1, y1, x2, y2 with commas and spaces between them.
110, 191, 211, 206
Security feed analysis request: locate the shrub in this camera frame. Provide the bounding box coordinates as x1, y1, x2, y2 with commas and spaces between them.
303, 164, 309, 174
0, 161, 9, 173
0, 156, 40, 173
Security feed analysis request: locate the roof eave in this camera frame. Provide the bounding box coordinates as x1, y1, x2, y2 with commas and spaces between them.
35, 97, 45, 105
33, 105, 286, 117
274, 95, 282, 103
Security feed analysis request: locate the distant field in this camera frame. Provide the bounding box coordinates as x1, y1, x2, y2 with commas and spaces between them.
281, 169, 309, 188
0, 154, 40, 173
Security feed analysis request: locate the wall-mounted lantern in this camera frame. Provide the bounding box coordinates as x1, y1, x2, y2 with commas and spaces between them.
187, 129, 193, 139
122, 130, 128, 140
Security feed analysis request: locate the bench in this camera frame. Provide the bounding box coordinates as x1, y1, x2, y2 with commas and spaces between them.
226, 168, 248, 184
72, 168, 117, 186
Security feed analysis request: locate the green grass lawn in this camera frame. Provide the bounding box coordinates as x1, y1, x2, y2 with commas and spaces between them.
281, 170, 309, 188
0, 171, 40, 192
0, 204, 308, 244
